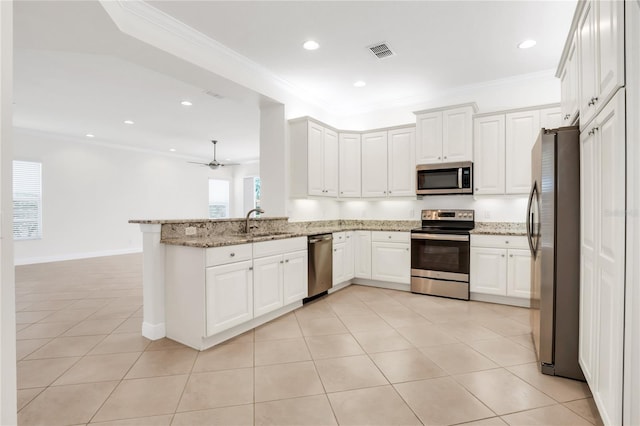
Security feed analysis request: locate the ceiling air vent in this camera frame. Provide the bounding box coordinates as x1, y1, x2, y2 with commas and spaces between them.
368, 42, 395, 59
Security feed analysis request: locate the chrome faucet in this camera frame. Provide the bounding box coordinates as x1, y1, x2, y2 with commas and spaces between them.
245, 208, 265, 233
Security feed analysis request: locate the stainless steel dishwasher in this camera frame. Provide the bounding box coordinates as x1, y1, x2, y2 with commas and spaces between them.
306, 233, 333, 300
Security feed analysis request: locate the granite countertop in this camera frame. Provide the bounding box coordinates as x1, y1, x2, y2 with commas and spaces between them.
470, 222, 527, 236
158, 220, 419, 248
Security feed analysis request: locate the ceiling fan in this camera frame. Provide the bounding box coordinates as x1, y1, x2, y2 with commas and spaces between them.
189, 140, 239, 170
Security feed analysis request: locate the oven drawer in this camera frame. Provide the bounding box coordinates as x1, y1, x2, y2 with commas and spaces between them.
372, 231, 410, 243
470, 235, 528, 249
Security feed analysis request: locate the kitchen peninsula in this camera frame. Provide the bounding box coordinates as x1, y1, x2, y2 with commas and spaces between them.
130, 217, 418, 350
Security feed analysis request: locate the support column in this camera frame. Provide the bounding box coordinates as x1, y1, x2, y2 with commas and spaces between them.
0, 1, 17, 424
259, 102, 287, 217
139, 224, 166, 340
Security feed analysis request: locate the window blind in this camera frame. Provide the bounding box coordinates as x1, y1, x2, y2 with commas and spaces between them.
13, 160, 42, 240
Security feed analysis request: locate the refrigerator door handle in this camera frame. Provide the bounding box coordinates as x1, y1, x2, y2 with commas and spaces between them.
526, 182, 536, 257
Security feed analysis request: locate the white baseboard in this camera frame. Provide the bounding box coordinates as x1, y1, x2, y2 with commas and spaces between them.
470, 292, 531, 308
142, 321, 166, 340
352, 278, 411, 292
14, 248, 143, 266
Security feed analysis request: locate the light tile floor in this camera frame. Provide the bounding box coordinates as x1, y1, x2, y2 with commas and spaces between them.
15, 254, 603, 425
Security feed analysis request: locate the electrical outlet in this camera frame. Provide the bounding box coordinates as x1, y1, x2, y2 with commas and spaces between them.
185, 226, 197, 236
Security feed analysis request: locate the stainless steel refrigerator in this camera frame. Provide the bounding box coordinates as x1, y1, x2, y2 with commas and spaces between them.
528, 126, 584, 381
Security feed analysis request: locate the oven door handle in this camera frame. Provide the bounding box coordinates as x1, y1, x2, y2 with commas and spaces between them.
411, 233, 469, 242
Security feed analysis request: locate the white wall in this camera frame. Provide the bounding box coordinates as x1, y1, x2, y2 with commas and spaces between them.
12, 128, 246, 265
339, 196, 528, 223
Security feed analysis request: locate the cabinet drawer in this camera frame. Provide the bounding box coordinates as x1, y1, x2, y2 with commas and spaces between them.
371, 231, 410, 243
253, 237, 307, 258
206, 244, 252, 267
333, 232, 346, 244
471, 234, 529, 249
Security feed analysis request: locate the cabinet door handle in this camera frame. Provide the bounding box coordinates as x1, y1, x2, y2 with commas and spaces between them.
249, 267, 253, 271
588, 96, 599, 106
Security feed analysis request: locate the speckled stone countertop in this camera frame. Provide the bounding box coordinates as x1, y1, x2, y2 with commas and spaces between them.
130, 218, 421, 248
470, 222, 527, 236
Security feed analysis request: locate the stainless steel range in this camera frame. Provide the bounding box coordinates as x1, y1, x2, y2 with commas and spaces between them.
410, 209, 474, 300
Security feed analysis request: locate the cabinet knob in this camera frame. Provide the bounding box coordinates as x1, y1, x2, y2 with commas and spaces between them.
438, 156, 441, 160
588, 96, 599, 106
285, 259, 289, 263
334, 249, 337, 252
389, 191, 392, 194
444, 156, 447, 159
280, 260, 284, 264
249, 267, 253, 271
501, 254, 505, 257
475, 188, 479, 191
510, 254, 513, 258
505, 241, 509, 244
230, 252, 235, 257
388, 236, 392, 239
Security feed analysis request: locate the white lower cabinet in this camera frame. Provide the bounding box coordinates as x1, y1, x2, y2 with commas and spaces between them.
205, 260, 253, 336
371, 232, 410, 284
253, 237, 308, 317
333, 232, 354, 286
470, 235, 531, 304
354, 231, 372, 279
283, 250, 308, 304
253, 254, 284, 317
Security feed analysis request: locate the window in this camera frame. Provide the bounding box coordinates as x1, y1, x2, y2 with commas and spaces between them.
13, 160, 42, 240
208, 179, 230, 219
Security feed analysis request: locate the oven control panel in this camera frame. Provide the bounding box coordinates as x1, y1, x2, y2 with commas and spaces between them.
421, 209, 474, 221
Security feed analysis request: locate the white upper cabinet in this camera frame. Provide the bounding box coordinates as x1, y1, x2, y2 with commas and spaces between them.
415, 111, 442, 164
415, 104, 476, 165
578, 0, 625, 129
290, 119, 339, 198
540, 106, 562, 130
361, 131, 389, 197
473, 105, 557, 196
559, 35, 579, 124
387, 127, 416, 196
473, 114, 506, 195
361, 127, 415, 198
505, 110, 540, 194
442, 107, 474, 162
338, 133, 362, 198
307, 122, 325, 196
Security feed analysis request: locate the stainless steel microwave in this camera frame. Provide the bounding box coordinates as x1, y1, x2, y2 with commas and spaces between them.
416, 162, 473, 195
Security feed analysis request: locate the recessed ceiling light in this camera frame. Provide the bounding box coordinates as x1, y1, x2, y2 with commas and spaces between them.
85, 133, 95, 138
123, 120, 134, 125
169, 148, 176, 152
354, 80, 367, 88
180, 100, 193, 106
518, 39, 537, 49
303, 40, 319, 50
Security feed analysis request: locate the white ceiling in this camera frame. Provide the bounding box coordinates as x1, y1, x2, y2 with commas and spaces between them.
13, 0, 577, 160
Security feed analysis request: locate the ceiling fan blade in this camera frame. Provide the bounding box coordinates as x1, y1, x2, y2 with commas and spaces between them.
220, 163, 240, 166
187, 161, 209, 166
